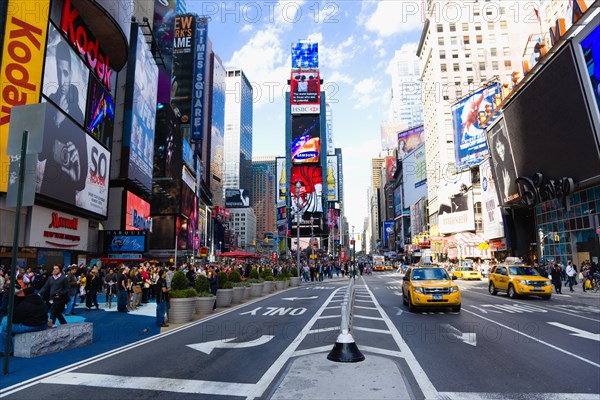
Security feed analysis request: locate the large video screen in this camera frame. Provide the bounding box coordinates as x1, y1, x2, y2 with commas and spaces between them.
437, 170, 475, 234
125, 191, 151, 231
104, 230, 146, 253
85, 74, 114, 149
291, 42, 318, 68
452, 83, 500, 168
580, 23, 600, 113
486, 117, 520, 206
127, 25, 158, 191
290, 71, 320, 105
225, 189, 250, 208
291, 166, 323, 214
42, 23, 89, 128
291, 115, 321, 163
33, 101, 110, 216
397, 125, 424, 160
276, 157, 287, 207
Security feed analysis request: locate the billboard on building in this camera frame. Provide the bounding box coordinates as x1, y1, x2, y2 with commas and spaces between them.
28, 102, 110, 216
381, 122, 405, 150
402, 143, 428, 207
486, 116, 520, 206
383, 220, 394, 249
437, 170, 475, 234
28, 206, 89, 251
42, 23, 89, 128
397, 125, 424, 160
125, 191, 152, 231
479, 159, 505, 240
326, 155, 339, 202
211, 55, 226, 207
386, 155, 397, 180
502, 43, 600, 189
291, 115, 321, 163
153, 0, 177, 102
578, 23, 600, 114
0, 0, 50, 192
171, 14, 195, 128
191, 17, 208, 142
85, 74, 115, 149
291, 42, 318, 68
393, 186, 402, 216
104, 230, 146, 253
125, 25, 158, 191
225, 189, 250, 208
291, 166, 323, 214
182, 137, 194, 170
276, 157, 287, 207
290, 71, 320, 106
452, 83, 501, 168
328, 208, 340, 241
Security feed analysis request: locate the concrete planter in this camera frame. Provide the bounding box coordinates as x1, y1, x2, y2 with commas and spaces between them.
285, 279, 291, 288
290, 277, 301, 287
169, 297, 196, 324
215, 288, 233, 307
232, 286, 245, 304
262, 280, 274, 295
195, 296, 215, 315
243, 286, 251, 300
274, 280, 286, 291
250, 283, 263, 297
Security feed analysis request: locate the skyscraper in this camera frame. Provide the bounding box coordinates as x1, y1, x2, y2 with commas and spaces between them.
388, 43, 423, 128
224, 69, 253, 198
252, 156, 277, 240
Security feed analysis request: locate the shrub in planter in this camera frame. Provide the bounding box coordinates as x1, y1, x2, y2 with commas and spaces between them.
260, 268, 274, 280
195, 274, 210, 294
171, 270, 190, 291
249, 268, 260, 280
169, 286, 197, 323
217, 271, 230, 289
169, 288, 197, 298
228, 270, 242, 283
290, 267, 298, 277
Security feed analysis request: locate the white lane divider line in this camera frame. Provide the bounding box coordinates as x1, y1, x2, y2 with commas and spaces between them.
354, 305, 378, 310
353, 314, 384, 321
307, 326, 340, 335
353, 326, 392, 335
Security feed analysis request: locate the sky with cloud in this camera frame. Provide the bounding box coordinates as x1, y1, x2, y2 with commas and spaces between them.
188, 0, 424, 245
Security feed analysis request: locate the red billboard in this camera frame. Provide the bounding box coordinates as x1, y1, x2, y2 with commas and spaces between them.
290, 71, 320, 105
291, 166, 323, 214
125, 191, 151, 230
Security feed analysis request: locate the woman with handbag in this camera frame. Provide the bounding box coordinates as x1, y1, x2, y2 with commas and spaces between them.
140, 264, 151, 304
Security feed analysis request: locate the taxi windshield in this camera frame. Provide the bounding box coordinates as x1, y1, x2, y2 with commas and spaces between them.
412, 268, 450, 281
508, 266, 540, 276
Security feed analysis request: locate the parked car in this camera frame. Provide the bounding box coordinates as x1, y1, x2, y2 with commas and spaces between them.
452, 267, 482, 280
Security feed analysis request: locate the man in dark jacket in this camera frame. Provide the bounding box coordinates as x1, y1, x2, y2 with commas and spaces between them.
0, 286, 48, 355
39, 265, 70, 325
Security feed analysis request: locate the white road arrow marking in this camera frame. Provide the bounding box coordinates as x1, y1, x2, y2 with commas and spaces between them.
442, 324, 477, 346
281, 296, 318, 301
393, 291, 403, 296
394, 307, 404, 316
187, 335, 275, 355
547, 322, 600, 341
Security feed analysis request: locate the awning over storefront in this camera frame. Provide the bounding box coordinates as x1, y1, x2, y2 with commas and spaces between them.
445, 232, 487, 247
443, 232, 491, 259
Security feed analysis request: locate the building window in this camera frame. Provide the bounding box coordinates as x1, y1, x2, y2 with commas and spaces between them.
479, 62, 486, 71
475, 22, 481, 31
451, 36, 457, 46
476, 35, 483, 44
474, 202, 482, 215
462, 23, 469, 31
453, 63, 460, 72
500, 20, 507, 30
466, 65, 472, 72
504, 47, 511, 57
491, 48, 497, 56
440, 50, 446, 59
452, 51, 458, 59
463, 35, 470, 45
440, 64, 447, 72
504, 60, 512, 68
449, 23, 456, 32
487, 21, 495, 30
492, 61, 499, 70
437, 24, 443, 32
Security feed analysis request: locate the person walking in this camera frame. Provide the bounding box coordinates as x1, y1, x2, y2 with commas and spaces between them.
116, 265, 129, 313
85, 269, 101, 310
551, 263, 563, 294
155, 269, 169, 328
104, 268, 117, 308
39, 265, 69, 326
566, 261, 577, 292
65, 265, 78, 315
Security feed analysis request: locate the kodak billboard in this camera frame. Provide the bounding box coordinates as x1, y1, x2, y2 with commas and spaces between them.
0, 0, 50, 192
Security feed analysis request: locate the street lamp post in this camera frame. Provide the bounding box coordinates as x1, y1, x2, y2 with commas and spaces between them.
295, 181, 302, 278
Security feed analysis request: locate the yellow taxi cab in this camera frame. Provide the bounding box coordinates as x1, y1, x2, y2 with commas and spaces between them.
452, 267, 482, 280
402, 267, 461, 312
488, 264, 552, 300
385, 264, 394, 271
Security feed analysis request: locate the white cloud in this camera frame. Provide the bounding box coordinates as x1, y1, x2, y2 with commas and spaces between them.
319, 36, 356, 69
327, 71, 352, 85
240, 24, 253, 33
273, 0, 307, 27
351, 77, 382, 109
363, 1, 424, 37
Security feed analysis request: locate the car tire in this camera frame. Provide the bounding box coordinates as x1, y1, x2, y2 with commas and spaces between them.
489, 282, 498, 295
508, 284, 518, 299
452, 305, 461, 312
408, 295, 416, 313
403, 292, 408, 305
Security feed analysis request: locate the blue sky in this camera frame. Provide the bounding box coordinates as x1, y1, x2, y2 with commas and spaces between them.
187, 1, 424, 244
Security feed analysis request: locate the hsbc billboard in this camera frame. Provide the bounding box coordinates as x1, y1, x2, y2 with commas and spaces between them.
291, 104, 320, 114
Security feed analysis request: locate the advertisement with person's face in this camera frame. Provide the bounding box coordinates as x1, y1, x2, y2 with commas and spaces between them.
127, 25, 158, 191
291, 115, 321, 163
397, 125, 424, 160
32, 101, 110, 216
486, 117, 520, 206
479, 159, 505, 240
85, 74, 114, 149
225, 189, 250, 208
291, 166, 323, 214
42, 23, 89, 128
437, 170, 475, 234
452, 83, 500, 168
290, 71, 320, 105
